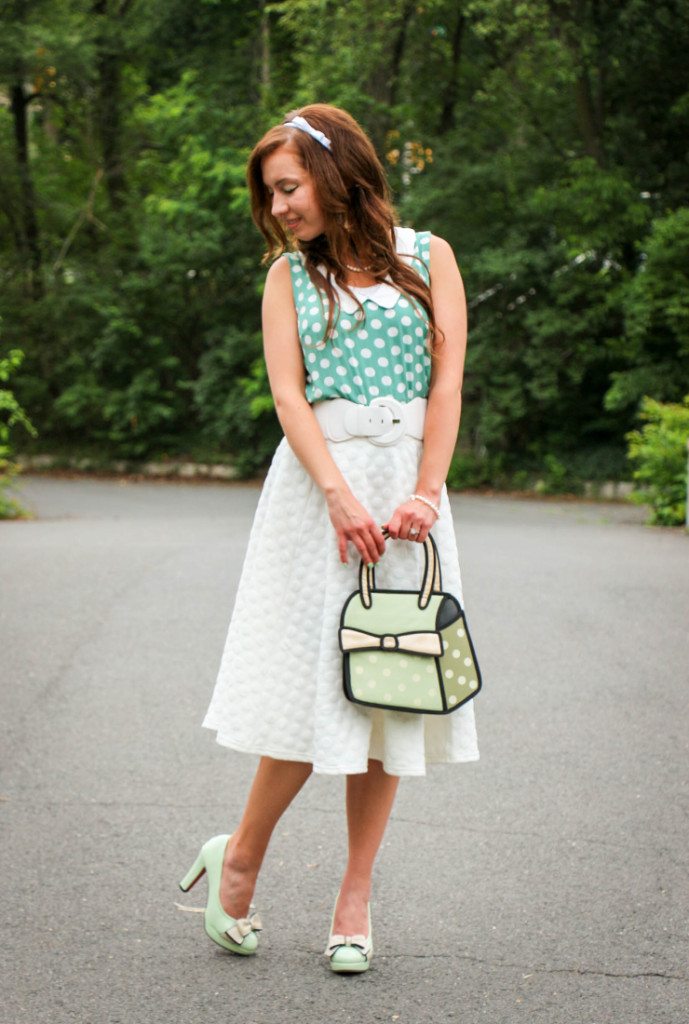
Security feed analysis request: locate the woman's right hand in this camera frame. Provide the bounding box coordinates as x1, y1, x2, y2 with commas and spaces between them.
325, 486, 387, 566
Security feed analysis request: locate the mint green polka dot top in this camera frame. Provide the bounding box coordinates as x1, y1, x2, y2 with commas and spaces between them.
286, 227, 432, 406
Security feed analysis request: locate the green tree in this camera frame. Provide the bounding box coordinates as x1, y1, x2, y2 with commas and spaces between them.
607, 208, 689, 412
1, 0, 688, 500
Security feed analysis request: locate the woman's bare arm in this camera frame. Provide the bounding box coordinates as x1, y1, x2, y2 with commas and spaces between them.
261, 256, 386, 564
414, 234, 467, 501
385, 234, 467, 542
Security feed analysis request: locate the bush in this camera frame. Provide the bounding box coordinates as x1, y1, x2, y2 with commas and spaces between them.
446, 450, 504, 490
626, 396, 689, 525
563, 444, 629, 483
0, 349, 39, 519
533, 454, 584, 496
192, 329, 282, 477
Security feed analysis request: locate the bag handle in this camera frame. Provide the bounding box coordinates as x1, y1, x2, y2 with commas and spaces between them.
359, 528, 442, 610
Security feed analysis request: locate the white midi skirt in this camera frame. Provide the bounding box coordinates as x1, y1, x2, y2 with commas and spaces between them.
202, 434, 479, 776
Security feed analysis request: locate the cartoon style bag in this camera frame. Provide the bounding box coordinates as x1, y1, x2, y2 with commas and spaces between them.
339, 532, 482, 715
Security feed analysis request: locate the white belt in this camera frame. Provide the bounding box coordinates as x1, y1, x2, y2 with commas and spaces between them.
312, 396, 426, 446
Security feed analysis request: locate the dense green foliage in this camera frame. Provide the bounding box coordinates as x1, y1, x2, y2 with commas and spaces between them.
2, 0, 689, 493
0, 349, 37, 517
626, 396, 689, 525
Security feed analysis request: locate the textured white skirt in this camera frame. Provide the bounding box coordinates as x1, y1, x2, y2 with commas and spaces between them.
202, 435, 479, 776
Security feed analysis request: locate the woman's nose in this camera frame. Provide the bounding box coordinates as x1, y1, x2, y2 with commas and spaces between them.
271, 193, 288, 217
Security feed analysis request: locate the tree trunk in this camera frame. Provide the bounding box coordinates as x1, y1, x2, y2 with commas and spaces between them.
574, 68, 604, 164
388, 0, 416, 109
573, 0, 605, 165
438, 9, 466, 135
260, 0, 271, 99
363, 0, 416, 152
10, 77, 43, 299
93, 0, 127, 211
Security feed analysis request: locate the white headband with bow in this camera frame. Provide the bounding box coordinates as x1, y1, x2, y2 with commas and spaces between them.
283, 115, 332, 151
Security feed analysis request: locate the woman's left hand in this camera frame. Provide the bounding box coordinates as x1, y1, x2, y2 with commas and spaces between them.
383, 496, 438, 544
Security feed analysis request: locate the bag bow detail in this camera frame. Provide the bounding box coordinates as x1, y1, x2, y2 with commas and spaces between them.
339, 626, 442, 656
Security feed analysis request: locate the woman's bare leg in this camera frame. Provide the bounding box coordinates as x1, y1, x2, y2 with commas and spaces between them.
220, 756, 312, 917
332, 758, 400, 935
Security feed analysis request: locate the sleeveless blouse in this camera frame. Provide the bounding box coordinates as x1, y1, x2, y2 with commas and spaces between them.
286, 227, 432, 406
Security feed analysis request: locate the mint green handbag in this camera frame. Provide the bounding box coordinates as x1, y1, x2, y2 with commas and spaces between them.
339, 532, 482, 715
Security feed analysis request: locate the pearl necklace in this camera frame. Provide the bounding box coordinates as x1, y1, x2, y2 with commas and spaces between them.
344, 262, 373, 272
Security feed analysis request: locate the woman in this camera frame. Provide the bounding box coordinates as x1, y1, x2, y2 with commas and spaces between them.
179, 103, 479, 973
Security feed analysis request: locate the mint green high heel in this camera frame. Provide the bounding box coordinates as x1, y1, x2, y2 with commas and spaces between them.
179, 834, 261, 956
325, 897, 373, 973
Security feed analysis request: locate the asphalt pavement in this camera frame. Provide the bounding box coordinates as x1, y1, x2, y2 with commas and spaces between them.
1, 475, 688, 1024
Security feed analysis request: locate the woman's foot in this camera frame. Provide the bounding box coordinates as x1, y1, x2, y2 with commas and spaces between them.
219, 835, 259, 919
179, 834, 262, 955
326, 885, 373, 973
332, 878, 371, 938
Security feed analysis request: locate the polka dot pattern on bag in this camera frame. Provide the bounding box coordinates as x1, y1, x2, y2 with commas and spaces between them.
437, 621, 480, 707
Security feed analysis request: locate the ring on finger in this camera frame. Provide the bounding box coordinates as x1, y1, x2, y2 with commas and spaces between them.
409, 526, 420, 536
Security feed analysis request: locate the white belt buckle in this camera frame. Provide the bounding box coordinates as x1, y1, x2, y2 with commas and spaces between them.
368, 396, 406, 446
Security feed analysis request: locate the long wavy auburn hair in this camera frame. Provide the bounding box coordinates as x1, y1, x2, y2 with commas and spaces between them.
246, 103, 442, 352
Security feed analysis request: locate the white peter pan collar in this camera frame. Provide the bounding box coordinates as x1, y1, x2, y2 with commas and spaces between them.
315, 225, 417, 313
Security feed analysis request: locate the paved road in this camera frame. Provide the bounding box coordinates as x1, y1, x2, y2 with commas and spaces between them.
1, 475, 688, 1024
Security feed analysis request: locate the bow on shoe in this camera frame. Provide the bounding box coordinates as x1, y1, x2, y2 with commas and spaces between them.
325, 933, 370, 957
226, 912, 262, 946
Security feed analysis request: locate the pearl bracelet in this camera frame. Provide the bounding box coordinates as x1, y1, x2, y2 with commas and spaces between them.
409, 493, 441, 519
